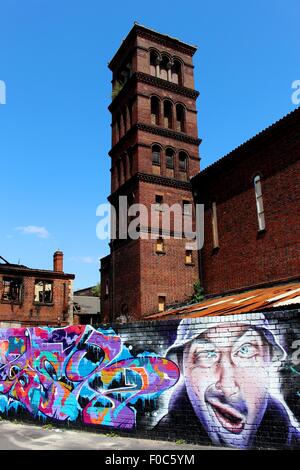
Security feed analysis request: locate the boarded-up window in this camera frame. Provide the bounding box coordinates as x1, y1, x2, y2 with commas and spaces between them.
179, 152, 187, 171
152, 145, 161, 165
166, 148, 174, 169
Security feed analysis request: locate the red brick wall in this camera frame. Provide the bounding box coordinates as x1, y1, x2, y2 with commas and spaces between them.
194, 110, 300, 295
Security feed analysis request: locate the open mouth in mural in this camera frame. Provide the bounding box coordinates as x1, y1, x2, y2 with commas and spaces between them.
207, 398, 246, 434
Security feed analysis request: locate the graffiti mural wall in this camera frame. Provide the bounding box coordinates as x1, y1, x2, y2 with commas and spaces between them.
0, 310, 300, 449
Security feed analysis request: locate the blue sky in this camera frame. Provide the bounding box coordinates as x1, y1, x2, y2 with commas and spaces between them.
0, 0, 299, 290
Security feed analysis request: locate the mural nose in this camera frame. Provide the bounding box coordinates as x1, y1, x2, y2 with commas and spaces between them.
216, 360, 239, 397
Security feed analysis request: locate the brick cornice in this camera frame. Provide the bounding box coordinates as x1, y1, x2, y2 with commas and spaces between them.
109, 123, 201, 156
134, 25, 197, 56
108, 172, 192, 203
109, 72, 199, 113
137, 172, 192, 189
135, 72, 199, 99
136, 123, 202, 146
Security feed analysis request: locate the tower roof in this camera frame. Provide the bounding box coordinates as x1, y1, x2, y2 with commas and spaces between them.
108, 23, 197, 71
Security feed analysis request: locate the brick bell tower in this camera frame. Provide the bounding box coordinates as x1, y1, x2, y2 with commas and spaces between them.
101, 23, 201, 322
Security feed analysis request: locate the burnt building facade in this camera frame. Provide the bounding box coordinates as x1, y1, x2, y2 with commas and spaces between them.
0, 251, 75, 327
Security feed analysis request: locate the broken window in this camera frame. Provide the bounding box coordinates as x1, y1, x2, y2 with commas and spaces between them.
34, 280, 53, 304
1, 277, 22, 302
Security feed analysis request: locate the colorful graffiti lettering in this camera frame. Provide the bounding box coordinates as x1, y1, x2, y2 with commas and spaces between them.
0, 325, 179, 429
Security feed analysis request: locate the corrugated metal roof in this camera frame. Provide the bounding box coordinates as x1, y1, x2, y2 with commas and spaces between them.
146, 282, 300, 320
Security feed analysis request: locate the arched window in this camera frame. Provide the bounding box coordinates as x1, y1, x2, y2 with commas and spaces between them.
163, 100, 173, 129
171, 60, 182, 85
152, 145, 161, 166
254, 175, 266, 231
150, 50, 159, 77
166, 148, 174, 169
179, 151, 188, 171
151, 96, 160, 125
176, 104, 185, 132
160, 56, 169, 81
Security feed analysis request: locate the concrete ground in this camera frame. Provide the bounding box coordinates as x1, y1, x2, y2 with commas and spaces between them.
0, 419, 222, 450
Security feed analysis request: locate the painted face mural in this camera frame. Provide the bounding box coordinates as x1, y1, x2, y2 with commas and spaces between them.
157, 316, 300, 449
183, 325, 273, 448
0, 325, 179, 429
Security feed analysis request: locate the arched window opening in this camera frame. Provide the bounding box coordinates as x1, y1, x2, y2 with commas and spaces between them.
151, 96, 160, 125
254, 175, 266, 231
176, 104, 185, 132
152, 145, 161, 166
160, 56, 169, 81
163, 100, 173, 129
179, 152, 188, 171
150, 51, 159, 77
166, 148, 174, 169
172, 60, 182, 85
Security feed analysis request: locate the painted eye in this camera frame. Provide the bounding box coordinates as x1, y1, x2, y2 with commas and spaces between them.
236, 343, 256, 358
193, 349, 219, 367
